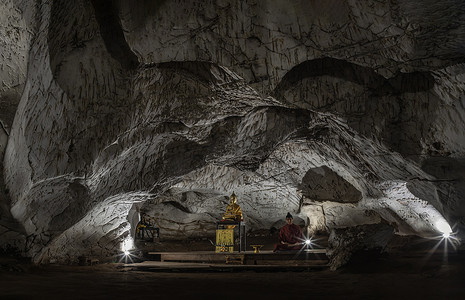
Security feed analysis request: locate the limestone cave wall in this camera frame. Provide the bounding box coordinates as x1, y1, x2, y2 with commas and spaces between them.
0, 0, 464, 263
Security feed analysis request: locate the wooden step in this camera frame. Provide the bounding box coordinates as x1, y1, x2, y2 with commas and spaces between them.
126, 261, 330, 272
146, 249, 328, 265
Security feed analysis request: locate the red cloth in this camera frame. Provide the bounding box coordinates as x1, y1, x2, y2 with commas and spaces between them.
274, 223, 304, 251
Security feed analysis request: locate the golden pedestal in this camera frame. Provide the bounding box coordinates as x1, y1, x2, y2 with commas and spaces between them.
215, 220, 246, 252
251, 245, 264, 253
215, 229, 234, 253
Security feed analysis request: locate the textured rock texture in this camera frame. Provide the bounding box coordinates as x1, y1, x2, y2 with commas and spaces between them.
0, 0, 464, 263
0, 0, 35, 253
0, 0, 34, 130
327, 223, 395, 270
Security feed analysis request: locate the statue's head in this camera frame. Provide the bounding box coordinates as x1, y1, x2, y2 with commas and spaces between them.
230, 192, 237, 203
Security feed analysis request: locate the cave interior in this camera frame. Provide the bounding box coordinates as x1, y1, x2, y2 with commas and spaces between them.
1, 0, 465, 298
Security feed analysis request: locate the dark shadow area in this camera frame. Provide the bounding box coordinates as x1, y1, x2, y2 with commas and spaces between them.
341, 249, 395, 274
90, 0, 139, 70
116, 0, 169, 32
1, 249, 465, 299
49, 0, 138, 74
299, 166, 362, 203
274, 57, 435, 98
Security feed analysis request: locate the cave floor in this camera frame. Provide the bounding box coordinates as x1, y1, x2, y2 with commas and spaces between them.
1, 251, 465, 300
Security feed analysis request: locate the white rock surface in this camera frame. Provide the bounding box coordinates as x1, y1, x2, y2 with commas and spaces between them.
300, 204, 326, 235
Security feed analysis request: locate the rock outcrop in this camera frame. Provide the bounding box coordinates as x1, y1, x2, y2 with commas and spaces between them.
327, 223, 395, 270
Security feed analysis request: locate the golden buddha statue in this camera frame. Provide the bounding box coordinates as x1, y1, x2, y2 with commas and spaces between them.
222, 192, 243, 222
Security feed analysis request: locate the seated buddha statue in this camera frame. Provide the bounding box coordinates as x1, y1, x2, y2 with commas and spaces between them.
222, 192, 243, 222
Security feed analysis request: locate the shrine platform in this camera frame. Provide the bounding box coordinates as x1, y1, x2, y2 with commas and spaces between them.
144, 249, 328, 267
125, 260, 329, 272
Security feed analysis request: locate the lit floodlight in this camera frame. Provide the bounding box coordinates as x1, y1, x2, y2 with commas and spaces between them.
435, 219, 452, 238
305, 239, 311, 245
119, 236, 137, 263
121, 236, 134, 253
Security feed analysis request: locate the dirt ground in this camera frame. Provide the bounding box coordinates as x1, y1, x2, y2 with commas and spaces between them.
1, 249, 464, 300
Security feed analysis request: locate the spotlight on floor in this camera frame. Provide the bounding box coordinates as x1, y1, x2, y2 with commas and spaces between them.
121, 236, 134, 252
120, 236, 136, 263
435, 219, 452, 239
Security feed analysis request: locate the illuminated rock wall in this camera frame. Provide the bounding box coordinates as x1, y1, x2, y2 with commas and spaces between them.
0, 0, 464, 263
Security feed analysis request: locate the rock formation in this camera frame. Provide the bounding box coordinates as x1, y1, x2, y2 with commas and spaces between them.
0, 0, 464, 265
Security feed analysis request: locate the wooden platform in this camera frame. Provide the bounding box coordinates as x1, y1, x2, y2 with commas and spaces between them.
147, 249, 328, 266
126, 260, 329, 272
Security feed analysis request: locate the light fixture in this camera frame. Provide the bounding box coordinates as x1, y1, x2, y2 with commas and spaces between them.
119, 236, 136, 263
121, 236, 134, 254
435, 219, 452, 239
